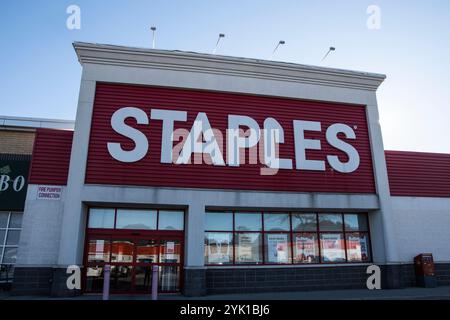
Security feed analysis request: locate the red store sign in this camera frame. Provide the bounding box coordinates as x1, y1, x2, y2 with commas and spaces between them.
85, 83, 375, 194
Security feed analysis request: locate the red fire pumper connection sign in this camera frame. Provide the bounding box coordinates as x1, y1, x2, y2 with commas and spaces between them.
85, 83, 375, 193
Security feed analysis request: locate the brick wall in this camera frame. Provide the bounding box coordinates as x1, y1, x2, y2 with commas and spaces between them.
0, 130, 35, 155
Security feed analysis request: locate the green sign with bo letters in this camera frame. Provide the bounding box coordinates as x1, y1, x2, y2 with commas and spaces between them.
0, 154, 31, 211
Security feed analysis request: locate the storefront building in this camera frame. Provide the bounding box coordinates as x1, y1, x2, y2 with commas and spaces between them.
11, 43, 450, 296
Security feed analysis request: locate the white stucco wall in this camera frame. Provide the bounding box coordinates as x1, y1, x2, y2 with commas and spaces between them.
391, 196, 450, 263
16, 185, 66, 266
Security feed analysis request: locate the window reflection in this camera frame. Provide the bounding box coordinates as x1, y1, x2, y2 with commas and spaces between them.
158, 211, 184, 230
293, 233, 319, 263
292, 213, 317, 231
344, 214, 368, 231
111, 240, 134, 263
205, 212, 233, 231
159, 266, 179, 292
136, 239, 158, 263
319, 214, 343, 232
160, 239, 180, 263
205, 232, 233, 264
116, 209, 157, 230
88, 208, 115, 229
264, 233, 291, 264
235, 213, 262, 231
110, 265, 133, 291
235, 233, 262, 264
346, 233, 371, 262
135, 266, 152, 292
87, 239, 110, 263
264, 213, 289, 231
85, 266, 104, 292
320, 233, 346, 262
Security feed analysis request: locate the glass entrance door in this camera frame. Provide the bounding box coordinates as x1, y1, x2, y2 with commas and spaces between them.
84, 235, 183, 293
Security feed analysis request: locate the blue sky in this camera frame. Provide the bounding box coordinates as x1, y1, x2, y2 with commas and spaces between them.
1, 0, 450, 153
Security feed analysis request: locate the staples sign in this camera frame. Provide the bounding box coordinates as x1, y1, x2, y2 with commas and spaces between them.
86, 83, 375, 193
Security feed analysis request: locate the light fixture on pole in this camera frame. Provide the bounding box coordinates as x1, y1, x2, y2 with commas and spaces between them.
271, 40, 285, 59
150, 26, 157, 49
321, 46, 336, 61
213, 33, 225, 54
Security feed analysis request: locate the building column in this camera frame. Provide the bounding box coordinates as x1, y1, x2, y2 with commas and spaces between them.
183, 201, 206, 296
53, 76, 96, 296
366, 103, 402, 288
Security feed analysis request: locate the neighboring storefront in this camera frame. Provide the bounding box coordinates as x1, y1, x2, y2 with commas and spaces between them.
0, 117, 74, 288
11, 43, 450, 297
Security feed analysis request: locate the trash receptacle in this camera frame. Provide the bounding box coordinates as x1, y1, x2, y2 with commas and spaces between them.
414, 253, 437, 288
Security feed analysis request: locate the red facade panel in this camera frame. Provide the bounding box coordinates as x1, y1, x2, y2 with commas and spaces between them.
29, 128, 73, 185
85, 83, 376, 194
386, 150, 450, 197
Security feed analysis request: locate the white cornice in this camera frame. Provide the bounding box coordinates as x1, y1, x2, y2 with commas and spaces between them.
0, 115, 75, 131
73, 42, 386, 91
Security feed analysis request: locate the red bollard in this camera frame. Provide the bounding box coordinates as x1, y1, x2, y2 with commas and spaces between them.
151, 265, 159, 300
102, 264, 111, 300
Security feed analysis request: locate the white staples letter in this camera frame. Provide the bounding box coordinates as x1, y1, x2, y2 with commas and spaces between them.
177, 112, 225, 165
107, 107, 149, 162
227, 115, 260, 166
151, 109, 187, 163
263, 118, 292, 169
293, 120, 325, 171
326, 123, 360, 173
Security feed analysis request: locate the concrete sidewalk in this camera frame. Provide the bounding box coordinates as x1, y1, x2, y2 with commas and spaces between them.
2, 286, 450, 300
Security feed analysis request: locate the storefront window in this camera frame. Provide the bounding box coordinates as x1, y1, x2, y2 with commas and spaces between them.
159, 266, 180, 291
344, 214, 368, 231
88, 208, 115, 229
205, 211, 371, 266
136, 239, 158, 263
204, 232, 233, 264
264, 213, 290, 231
134, 266, 152, 292
205, 212, 233, 231
0, 211, 23, 265
264, 233, 291, 263
293, 233, 319, 263
111, 240, 134, 263
346, 233, 371, 262
158, 211, 184, 230
87, 239, 110, 263
235, 212, 262, 231
6, 230, 20, 245
85, 266, 105, 292
110, 265, 133, 291
319, 214, 343, 231
116, 209, 157, 230
320, 233, 346, 262
235, 233, 262, 264
292, 213, 317, 231
0, 212, 8, 228
3, 247, 17, 264
160, 239, 181, 263
8, 212, 23, 229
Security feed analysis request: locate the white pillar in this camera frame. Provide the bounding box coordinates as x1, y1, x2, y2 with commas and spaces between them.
56, 76, 96, 266
184, 201, 206, 267
366, 103, 400, 264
